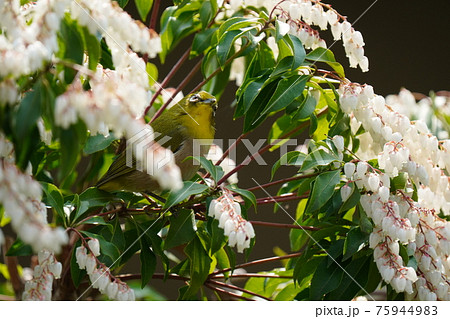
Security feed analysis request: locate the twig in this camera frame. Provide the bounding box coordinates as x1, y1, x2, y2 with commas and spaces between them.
211, 251, 304, 276
245, 173, 318, 192
149, 0, 161, 30
211, 273, 293, 279
255, 193, 309, 205
250, 220, 320, 231
207, 279, 272, 301
147, 49, 192, 120
203, 282, 255, 301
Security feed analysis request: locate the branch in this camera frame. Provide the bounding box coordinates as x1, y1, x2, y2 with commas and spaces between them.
146, 48, 192, 120
149, 0, 160, 30
203, 282, 255, 301
255, 193, 309, 205
211, 251, 304, 276
250, 220, 320, 231
207, 279, 272, 301
245, 172, 318, 192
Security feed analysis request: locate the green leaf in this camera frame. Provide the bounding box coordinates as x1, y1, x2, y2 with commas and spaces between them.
285, 34, 306, 70
183, 235, 212, 299
163, 181, 208, 209
59, 121, 87, 182
164, 209, 196, 250
306, 47, 345, 78
40, 182, 66, 225
83, 133, 116, 155
135, 0, 153, 21
199, 0, 214, 29
6, 239, 32, 256
326, 255, 372, 300
80, 26, 101, 70
293, 92, 317, 120
217, 17, 260, 39
305, 170, 341, 215
82, 216, 114, 231
14, 81, 42, 169
146, 62, 158, 86
271, 151, 305, 179
300, 149, 339, 172
115, 0, 129, 8
72, 187, 115, 223
342, 227, 369, 261
190, 156, 224, 183
310, 258, 344, 300
226, 186, 256, 209
140, 236, 156, 288
60, 17, 84, 83
191, 28, 217, 58
15, 81, 42, 142
216, 29, 240, 68
261, 75, 309, 115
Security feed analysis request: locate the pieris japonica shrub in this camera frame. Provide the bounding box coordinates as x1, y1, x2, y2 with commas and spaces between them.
0, 0, 448, 301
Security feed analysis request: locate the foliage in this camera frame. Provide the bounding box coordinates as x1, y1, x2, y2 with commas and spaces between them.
0, 0, 449, 301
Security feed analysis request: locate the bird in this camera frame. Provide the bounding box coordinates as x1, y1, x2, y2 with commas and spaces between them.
96, 91, 217, 193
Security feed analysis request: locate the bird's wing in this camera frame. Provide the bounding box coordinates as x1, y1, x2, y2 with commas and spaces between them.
96, 125, 186, 190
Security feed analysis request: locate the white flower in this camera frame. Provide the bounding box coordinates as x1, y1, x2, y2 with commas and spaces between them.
209, 189, 255, 253
340, 185, 352, 202
88, 238, 101, 257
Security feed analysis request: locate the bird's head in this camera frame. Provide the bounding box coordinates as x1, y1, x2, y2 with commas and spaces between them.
175, 91, 217, 139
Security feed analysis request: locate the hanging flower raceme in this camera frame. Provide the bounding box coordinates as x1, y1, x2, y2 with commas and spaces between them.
225, 0, 369, 72
75, 238, 135, 301
0, 135, 68, 254
337, 82, 450, 300
208, 189, 255, 253
22, 250, 63, 300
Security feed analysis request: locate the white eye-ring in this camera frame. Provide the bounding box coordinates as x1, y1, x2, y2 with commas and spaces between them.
189, 94, 201, 103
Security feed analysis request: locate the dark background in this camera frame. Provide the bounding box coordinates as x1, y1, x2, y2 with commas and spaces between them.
126, 0, 450, 299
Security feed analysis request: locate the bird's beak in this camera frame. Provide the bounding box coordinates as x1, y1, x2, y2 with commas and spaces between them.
202, 98, 216, 105
203, 98, 217, 113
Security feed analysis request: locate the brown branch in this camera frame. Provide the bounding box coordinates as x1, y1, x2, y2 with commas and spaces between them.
250, 220, 320, 231
147, 48, 192, 120
211, 251, 304, 276
245, 173, 318, 192
207, 279, 272, 301
212, 273, 293, 279
204, 282, 255, 301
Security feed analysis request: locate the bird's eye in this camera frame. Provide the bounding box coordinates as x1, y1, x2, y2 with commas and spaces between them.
189, 94, 200, 103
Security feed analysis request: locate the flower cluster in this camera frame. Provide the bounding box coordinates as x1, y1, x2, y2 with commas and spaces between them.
75, 239, 135, 301
386, 89, 450, 140
22, 250, 63, 300
208, 189, 255, 252
71, 0, 162, 60
0, 0, 70, 79
226, 0, 368, 72
337, 82, 450, 300
0, 158, 68, 254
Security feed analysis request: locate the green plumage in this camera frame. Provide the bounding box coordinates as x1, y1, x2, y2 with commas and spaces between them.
96, 91, 217, 192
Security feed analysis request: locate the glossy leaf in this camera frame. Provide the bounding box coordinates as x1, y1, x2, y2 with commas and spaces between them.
41, 182, 66, 224
183, 235, 212, 299
310, 258, 344, 300
83, 133, 116, 155
164, 209, 196, 250
135, 0, 153, 21
304, 170, 341, 215
163, 181, 208, 209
